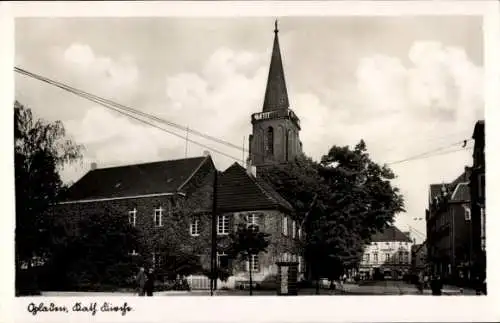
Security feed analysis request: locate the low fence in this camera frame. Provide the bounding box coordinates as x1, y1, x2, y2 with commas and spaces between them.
186, 275, 211, 290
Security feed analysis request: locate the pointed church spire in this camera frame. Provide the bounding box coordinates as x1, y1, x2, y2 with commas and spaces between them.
263, 19, 289, 112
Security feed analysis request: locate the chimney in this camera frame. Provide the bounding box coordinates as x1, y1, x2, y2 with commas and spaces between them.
246, 160, 257, 177
90, 162, 98, 171
203, 150, 210, 157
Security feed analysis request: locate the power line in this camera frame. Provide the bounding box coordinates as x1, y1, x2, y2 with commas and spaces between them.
16, 66, 474, 168
387, 141, 472, 165
15, 67, 243, 163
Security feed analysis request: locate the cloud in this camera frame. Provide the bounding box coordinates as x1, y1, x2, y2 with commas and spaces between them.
60, 43, 139, 100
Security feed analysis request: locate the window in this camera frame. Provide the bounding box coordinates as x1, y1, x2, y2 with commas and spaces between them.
217, 252, 229, 269
366, 253, 370, 263
403, 252, 409, 264
190, 218, 200, 236
373, 252, 378, 264
298, 227, 302, 239
129, 250, 139, 256
265, 127, 274, 156
217, 215, 229, 235
292, 220, 296, 238
152, 252, 161, 268
283, 216, 288, 236
247, 254, 259, 272
128, 208, 137, 226
398, 251, 404, 264
463, 205, 471, 221
298, 256, 302, 272
247, 213, 259, 232
154, 207, 163, 227
385, 253, 390, 262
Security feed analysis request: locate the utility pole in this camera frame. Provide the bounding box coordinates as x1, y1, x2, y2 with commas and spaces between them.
185, 126, 189, 158
210, 170, 218, 296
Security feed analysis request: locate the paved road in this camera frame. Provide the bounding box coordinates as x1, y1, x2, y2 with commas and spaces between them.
41, 281, 478, 296
341, 280, 477, 295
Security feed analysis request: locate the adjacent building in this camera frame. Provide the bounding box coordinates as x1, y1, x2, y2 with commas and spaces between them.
469, 120, 485, 281
426, 120, 485, 285
425, 170, 473, 282
359, 226, 413, 280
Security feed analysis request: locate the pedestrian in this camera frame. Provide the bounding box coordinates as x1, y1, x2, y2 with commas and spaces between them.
144, 268, 155, 297
136, 266, 146, 296
417, 272, 424, 294
474, 276, 482, 295
430, 275, 443, 296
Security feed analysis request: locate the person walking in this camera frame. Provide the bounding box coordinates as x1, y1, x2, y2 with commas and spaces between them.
417, 272, 424, 294
144, 268, 155, 297
136, 267, 146, 296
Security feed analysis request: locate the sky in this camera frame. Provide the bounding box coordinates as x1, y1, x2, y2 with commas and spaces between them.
14, 17, 484, 243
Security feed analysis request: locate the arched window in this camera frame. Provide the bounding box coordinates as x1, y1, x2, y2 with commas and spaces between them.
265, 126, 274, 156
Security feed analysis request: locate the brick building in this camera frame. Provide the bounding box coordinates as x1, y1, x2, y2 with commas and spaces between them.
469, 120, 485, 281
426, 170, 473, 282
52, 22, 303, 289
358, 226, 413, 280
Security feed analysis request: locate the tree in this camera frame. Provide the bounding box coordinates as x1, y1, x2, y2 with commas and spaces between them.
47, 207, 142, 290
14, 101, 82, 274
260, 140, 405, 288
228, 223, 270, 295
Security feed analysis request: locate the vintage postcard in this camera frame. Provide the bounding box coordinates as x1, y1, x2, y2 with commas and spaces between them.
1, 1, 499, 322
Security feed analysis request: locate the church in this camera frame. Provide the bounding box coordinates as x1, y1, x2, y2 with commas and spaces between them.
53, 22, 304, 290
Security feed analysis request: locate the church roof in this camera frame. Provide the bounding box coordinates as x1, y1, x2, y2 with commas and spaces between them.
371, 226, 412, 243
60, 156, 211, 202
217, 162, 294, 213
262, 21, 290, 112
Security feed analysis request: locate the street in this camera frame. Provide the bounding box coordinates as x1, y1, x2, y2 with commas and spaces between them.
41, 280, 476, 296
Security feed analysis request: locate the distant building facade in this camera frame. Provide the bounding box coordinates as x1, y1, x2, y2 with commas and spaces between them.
411, 243, 427, 273
359, 226, 413, 280
469, 120, 485, 281
426, 170, 474, 282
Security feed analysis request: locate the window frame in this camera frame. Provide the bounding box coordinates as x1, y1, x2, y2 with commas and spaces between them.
292, 220, 296, 238
190, 217, 200, 236
283, 216, 288, 236
247, 213, 260, 232
217, 251, 229, 268
128, 208, 137, 227
154, 207, 163, 227
217, 215, 229, 235
247, 254, 259, 273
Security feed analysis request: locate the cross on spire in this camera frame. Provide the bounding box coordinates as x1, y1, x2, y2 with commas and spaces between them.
274, 19, 279, 33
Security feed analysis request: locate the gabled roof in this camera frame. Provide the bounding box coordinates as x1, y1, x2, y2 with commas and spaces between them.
262, 21, 289, 113
60, 156, 211, 202
217, 162, 294, 213
428, 170, 470, 205
450, 182, 470, 202
371, 226, 412, 243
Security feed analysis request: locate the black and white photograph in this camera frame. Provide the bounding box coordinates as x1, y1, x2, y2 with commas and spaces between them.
2, 1, 499, 322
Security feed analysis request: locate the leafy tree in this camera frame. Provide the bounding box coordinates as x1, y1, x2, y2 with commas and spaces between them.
260, 140, 404, 290
14, 101, 82, 276
228, 223, 270, 295
47, 206, 142, 290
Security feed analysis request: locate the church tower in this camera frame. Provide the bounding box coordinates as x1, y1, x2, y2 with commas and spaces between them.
248, 21, 302, 173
